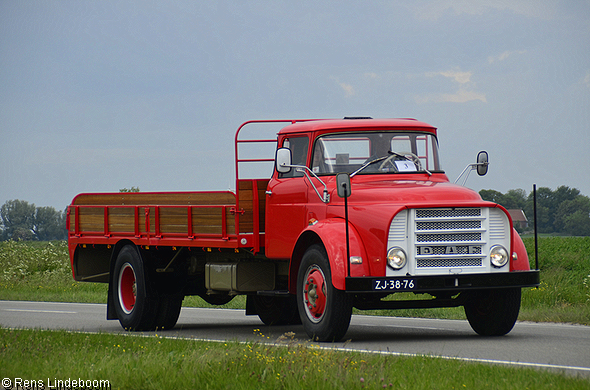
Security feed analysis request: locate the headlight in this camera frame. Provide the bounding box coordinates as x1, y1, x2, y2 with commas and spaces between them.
490, 245, 509, 268
387, 247, 407, 270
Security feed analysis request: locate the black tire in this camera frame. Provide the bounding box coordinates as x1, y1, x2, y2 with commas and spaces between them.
464, 288, 521, 336
155, 296, 183, 330
297, 245, 352, 342
112, 245, 160, 331
253, 295, 301, 326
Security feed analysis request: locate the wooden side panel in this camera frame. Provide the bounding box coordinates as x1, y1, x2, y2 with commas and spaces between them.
238, 179, 269, 234
70, 191, 239, 238
158, 208, 188, 234
78, 208, 103, 232
72, 191, 236, 206
108, 207, 135, 233
191, 207, 235, 235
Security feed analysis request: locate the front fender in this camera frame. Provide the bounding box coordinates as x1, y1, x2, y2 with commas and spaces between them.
511, 228, 531, 271
290, 218, 370, 291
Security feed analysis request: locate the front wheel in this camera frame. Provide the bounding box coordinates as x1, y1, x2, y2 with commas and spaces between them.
297, 245, 352, 342
464, 288, 521, 336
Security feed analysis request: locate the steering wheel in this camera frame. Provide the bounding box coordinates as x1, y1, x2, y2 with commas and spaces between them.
378, 151, 423, 171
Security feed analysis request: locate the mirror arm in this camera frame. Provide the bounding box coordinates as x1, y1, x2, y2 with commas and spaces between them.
287, 165, 330, 203
454, 162, 488, 186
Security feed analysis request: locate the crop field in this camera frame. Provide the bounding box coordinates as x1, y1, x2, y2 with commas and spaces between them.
1, 237, 588, 324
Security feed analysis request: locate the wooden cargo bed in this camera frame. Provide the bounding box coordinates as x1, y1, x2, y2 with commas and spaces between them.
68, 180, 269, 251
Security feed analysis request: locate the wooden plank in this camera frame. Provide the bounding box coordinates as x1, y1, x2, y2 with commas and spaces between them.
158, 208, 188, 234
78, 208, 103, 232
72, 191, 236, 206
107, 207, 135, 233
237, 179, 269, 234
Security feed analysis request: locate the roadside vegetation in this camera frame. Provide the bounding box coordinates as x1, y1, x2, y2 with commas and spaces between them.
1, 238, 589, 387
1, 327, 588, 389
1, 237, 588, 325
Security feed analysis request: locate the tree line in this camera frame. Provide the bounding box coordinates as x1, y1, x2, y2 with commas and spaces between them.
479, 186, 590, 236
0, 200, 67, 241
0, 189, 139, 241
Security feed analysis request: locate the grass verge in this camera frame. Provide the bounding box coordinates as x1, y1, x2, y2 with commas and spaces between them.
1, 328, 588, 390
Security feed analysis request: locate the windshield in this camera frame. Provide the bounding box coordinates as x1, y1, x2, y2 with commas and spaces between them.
311, 132, 442, 175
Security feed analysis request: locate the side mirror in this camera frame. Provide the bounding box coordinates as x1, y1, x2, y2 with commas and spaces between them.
275, 148, 292, 173
336, 173, 351, 198
476, 151, 489, 176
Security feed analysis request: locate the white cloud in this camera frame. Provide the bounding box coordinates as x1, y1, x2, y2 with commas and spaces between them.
415, 89, 487, 104
416, 68, 486, 104
412, 0, 556, 21
427, 70, 472, 84
331, 76, 355, 97
488, 50, 527, 63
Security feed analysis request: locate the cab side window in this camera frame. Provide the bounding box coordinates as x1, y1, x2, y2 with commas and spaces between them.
279, 136, 309, 178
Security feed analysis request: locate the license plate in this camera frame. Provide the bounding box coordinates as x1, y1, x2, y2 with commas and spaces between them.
373, 278, 415, 291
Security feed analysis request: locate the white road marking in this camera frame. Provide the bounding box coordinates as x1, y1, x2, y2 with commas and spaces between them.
4, 309, 77, 314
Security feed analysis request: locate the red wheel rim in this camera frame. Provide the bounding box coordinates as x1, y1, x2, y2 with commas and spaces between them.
303, 266, 327, 323
118, 262, 136, 314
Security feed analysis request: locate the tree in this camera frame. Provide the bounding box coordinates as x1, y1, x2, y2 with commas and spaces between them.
119, 187, 140, 192
504, 189, 527, 210
0, 200, 68, 241
555, 196, 590, 236
479, 189, 506, 205
32, 206, 67, 241
0, 200, 36, 240
526, 186, 581, 233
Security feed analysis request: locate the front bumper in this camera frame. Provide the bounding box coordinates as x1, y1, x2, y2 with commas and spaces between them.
345, 270, 540, 293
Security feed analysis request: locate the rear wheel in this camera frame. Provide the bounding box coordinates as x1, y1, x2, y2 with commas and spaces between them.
112, 245, 159, 331
155, 296, 183, 330
253, 295, 301, 326
464, 288, 521, 336
297, 245, 352, 342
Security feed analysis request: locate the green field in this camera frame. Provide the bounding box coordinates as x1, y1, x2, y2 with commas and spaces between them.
1, 237, 589, 325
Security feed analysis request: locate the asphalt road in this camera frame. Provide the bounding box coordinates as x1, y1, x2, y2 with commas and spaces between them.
1, 300, 589, 378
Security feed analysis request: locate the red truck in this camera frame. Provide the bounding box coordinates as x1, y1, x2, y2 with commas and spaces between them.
67, 118, 539, 341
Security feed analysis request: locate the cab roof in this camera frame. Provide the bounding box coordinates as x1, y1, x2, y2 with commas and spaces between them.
277, 118, 437, 136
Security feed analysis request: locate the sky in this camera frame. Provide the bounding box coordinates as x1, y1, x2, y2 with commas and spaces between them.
1, 0, 589, 210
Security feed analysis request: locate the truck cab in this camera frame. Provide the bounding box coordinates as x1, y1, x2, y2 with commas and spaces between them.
263, 118, 538, 341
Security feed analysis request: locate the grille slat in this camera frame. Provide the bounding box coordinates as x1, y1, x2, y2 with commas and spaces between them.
416, 220, 481, 231
417, 258, 482, 268
415, 208, 481, 218
416, 233, 481, 242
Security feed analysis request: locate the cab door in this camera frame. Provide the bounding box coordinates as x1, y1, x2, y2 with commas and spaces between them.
265, 136, 310, 259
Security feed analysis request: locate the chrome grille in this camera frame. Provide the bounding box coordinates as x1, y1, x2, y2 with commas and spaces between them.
413, 208, 485, 271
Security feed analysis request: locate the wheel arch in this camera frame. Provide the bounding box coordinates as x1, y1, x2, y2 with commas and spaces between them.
288, 219, 370, 292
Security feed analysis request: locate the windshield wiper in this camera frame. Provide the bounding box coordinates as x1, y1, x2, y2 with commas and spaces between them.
351, 151, 431, 177
350, 155, 390, 177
